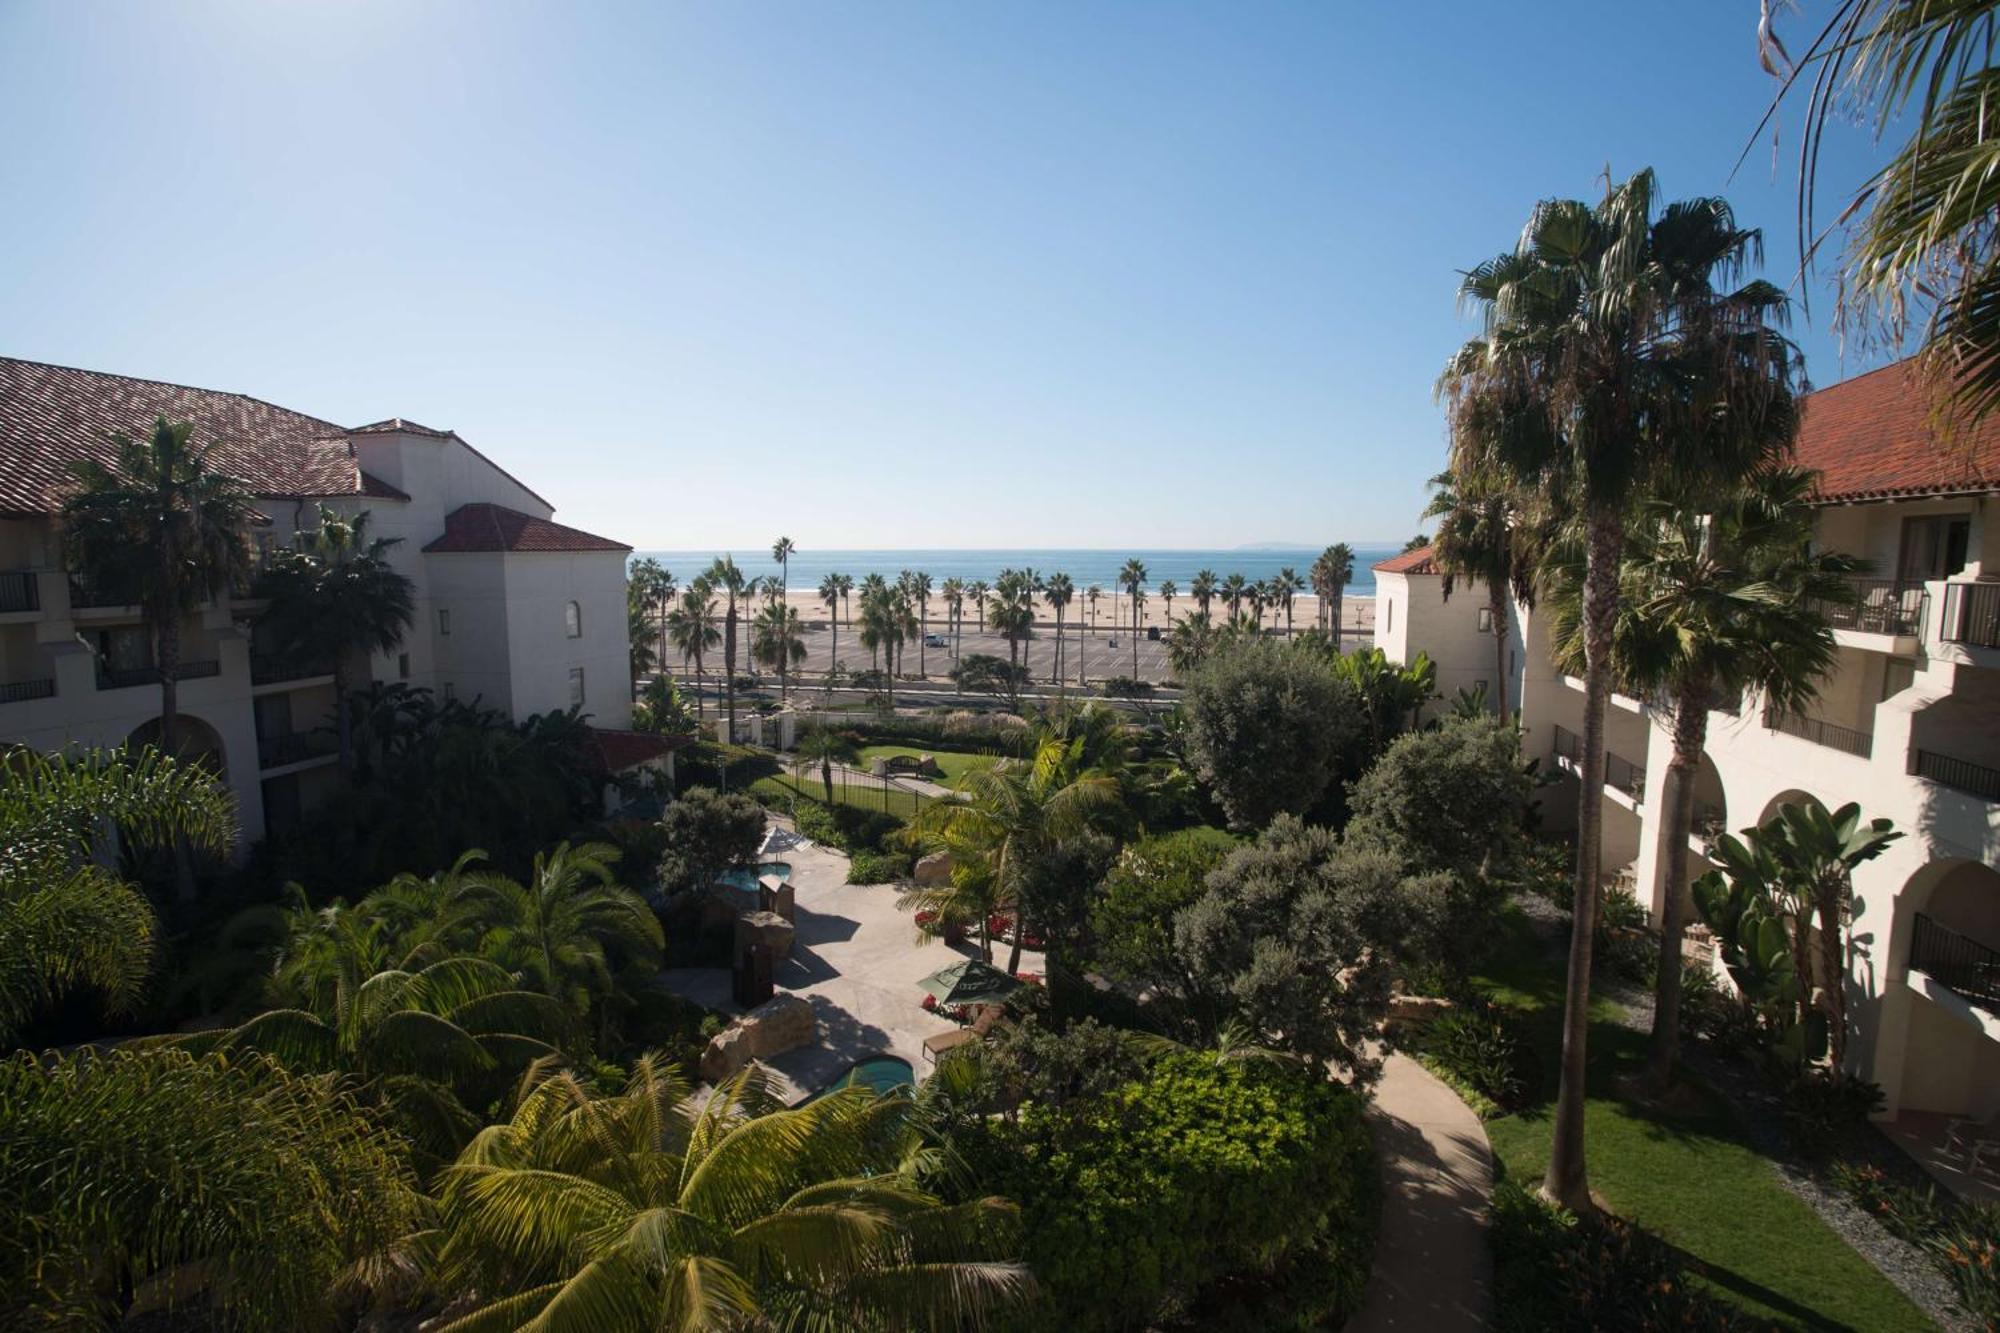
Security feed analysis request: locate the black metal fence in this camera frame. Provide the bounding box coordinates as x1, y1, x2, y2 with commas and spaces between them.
96, 659, 221, 691
0, 571, 39, 614
1912, 749, 2000, 803
250, 653, 336, 685
1549, 723, 1645, 799
1762, 706, 1874, 759
1941, 581, 2000, 650
258, 731, 338, 769
0, 678, 55, 704
1911, 913, 2000, 1015
1816, 579, 1926, 637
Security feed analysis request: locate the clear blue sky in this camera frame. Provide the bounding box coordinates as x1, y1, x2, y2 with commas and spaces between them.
0, 1, 1896, 550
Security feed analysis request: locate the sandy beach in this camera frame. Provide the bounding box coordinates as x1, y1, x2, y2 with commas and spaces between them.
739, 587, 1376, 636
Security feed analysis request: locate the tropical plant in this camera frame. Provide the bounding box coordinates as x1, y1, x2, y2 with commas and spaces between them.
1274, 566, 1305, 637
1439, 169, 1802, 1210
429, 1060, 1033, 1331
940, 576, 965, 662
60, 415, 256, 757
1546, 466, 1856, 1087
1164, 609, 1219, 678
820, 572, 853, 692
795, 726, 860, 805
1424, 468, 1533, 722
666, 579, 720, 726
986, 574, 1035, 709
706, 557, 753, 751
1043, 572, 1074, 685
752, 600, 807, 703
256, 505, 417, 773
629, 557, 676, 673
771, 534, 795, 609
633, 673, 698, 737
0, 745, 236, 1042
0, 1045, 421, 1332
1330, 646, 1438, 757
1190, 568, 1218, 617
1311, 544, 1355, 642
628, 593, 660, 685
907, 569, 934, 678
1221, 571, 1248, 620
1119, 558, 1148, 677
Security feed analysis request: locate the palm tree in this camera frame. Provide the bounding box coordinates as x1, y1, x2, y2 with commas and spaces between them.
794, 726, 859, 805
968, 579, 990, 647
1547, 468, 1855, 1088
1311, 544, 1354, 643
665, 580, 719, 726
255, 505, 417, 773
987, 575, 1035, 709
430, 1061, 1032, 1331
1221, 572, 1248, 620
1085, 583, 1101, 630
1274, 567, 1304, 638
706, 556, 752, 749
907, 570, 934, 678
1191, 569, 1219, 618
940, 577, 966, 660
627, 593, 659, 687
0, 746, 236, 1043
752, 600, 807, 703
1764, 1, 2000, 426
61, 415, 255, 755
1044, 572, 1075, 685
1440, 170, 1802, 1212
819, 572, 851, 686
771, 534, 795, 609
1158, 578, 1177, 626
1424, 471, 1530, 724
1118, 559, 1148, 680
1166, 610, 1218, 678
628, 557, 675, 670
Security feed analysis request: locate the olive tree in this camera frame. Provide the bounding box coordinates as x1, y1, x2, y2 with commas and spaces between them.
656, 786, 766, 896
1177, 640, 1364, 830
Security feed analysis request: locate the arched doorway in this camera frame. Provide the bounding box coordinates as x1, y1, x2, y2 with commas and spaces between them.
1879, 859, 2000, 1130
125, 714, 229, 782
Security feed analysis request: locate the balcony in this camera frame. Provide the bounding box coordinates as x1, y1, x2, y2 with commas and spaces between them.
258, 730, 338, 769
1912, 750, 2000, 803
96, 659, 221, 691
0, 678, 55, 704
1817, 578, 1926, 639
1762, 705, 1874, 759
0, 571, 39, 614
1911, 913, 2000, 1017
1551, 723, 1646, 800
67, 576, 135, 611
1941, 582, 2000, 650
250, 652, 335, 686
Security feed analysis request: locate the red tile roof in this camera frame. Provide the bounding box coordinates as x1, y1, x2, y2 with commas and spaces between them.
590, 727, 686, 771
1373, 544, 1439, 575
1796, 360, 2000, 504
0, 358, 373, 516
423, 502, 630, 554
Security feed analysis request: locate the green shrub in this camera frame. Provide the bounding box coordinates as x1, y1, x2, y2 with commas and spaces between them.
1834, 1163, 2000, 1327
1490, 1179, 1753, 1331
1099, 675, 1153, 698
1779, 1070, 1884, 1159
1412, 1005, 1529, 1112
1593, 886, 1656, 985
961, 1054, 1377, 1332
847, 848, 912, 884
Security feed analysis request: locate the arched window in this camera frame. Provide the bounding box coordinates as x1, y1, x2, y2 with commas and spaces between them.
565, 600, 582, 638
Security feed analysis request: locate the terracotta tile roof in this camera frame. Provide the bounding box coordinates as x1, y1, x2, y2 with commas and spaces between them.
590, 727, 686, 772
1373, 544, 1439, 575
423, 502, 630, 554
1796, 360, 2000, 504
0, 357, 373, 515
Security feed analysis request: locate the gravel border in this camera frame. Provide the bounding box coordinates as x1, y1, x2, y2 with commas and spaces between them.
1505, 896, 1975, 1331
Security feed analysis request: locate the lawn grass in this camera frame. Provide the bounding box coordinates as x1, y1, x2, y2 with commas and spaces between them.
854, 744, 1000, 785
1474, 905, 1934, 1333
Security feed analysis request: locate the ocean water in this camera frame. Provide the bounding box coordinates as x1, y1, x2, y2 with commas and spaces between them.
629, 548, 1400, 600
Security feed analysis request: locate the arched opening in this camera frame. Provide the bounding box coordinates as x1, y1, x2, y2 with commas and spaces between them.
1756, 788, 1825, 831
125, 714, 229, 783
1691, 754, 1727, 841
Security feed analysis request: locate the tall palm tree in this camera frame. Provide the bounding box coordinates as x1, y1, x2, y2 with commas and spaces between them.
1044, 572, 1075, 685
1424, 470, 1531, 724
61, 415, 255, 755
1311, 544, 1354, 643
628, 557, 675, 671
794, 726, 859, 805
430, 1061, 1033, 1331
1441, 170, 1802, 1212
627, 592, 659, 687
904, 570, 934, 678
968, 579, 990, 647
987, 575, 1035, 709
255, 505, 417, 773
771, 535, 795, 612
1221, 572, 1248, 620
1085, 583, 1101, 630
819, 572, 850, 685
665, 580, 719, 726
752, 600, 807, 703
1158, 578, 1177, 626
1547, 468, 1856, 1087
1274, 567, 1304, 638
706, 556, 752, 749
1118, 558, 1148, 645
0, 745, 236, 1043
1128, 587, 1146, 680
940, 577, 966, 660
1191, 568, 1219, 618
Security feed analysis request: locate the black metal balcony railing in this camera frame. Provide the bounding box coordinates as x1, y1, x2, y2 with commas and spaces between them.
1912, 749, 2000, 803
0, 571, 39, 614
95, 659, 221, 691
250, 653, 335, 685
0, 678, 55, 704
66, 577, 135, 610
1941, 581, 2000, 650
258, 731, 338, 768
1911, 913, 2000, 1016
1816, 578, 1927, 638
1762, 705, 1874, 759
1549, 724, 1646, 800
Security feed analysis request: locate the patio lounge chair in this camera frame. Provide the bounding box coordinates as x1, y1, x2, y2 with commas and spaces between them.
1945, 1109, 2000, 1179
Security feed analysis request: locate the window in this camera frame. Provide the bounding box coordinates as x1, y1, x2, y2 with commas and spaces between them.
565, 600, 582, 638
1898, 514, 1971, 583
1477, 606, 1494, 633
438, 608, 452, 636
568, 666, 586, 707
443, 682, 456, 701
1385, 599, 1394, 634
397, 652, 410, 680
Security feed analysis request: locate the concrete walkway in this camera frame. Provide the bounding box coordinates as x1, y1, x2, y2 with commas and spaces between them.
1348, 1052, 1495, 1333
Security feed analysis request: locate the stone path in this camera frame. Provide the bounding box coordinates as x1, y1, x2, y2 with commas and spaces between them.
1349, 1051, 1495, 1333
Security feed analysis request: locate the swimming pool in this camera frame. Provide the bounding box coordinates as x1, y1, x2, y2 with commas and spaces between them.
802, 1055, 915, 1103
718, 861, 793, 892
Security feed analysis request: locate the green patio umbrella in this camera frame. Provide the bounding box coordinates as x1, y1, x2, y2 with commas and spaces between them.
918, 959, 1021, 1007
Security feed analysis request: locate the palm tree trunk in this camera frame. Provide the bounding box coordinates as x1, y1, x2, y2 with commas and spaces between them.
1490, 582, 1511, 725
724, 601, 737, 758
1815, 879, 1849, 1078
1544, 508, 1622, 1215
155, 603, 196, 903
1644, 681, 1708, 1090
1006, 917, 1024, 976
334, 659, 355, 774
918, 606, 926, 678
1332, 592, 1343, 649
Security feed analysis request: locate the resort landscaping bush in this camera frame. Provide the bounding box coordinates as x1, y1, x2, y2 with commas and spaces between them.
959, 1052, 1377, 1332
1411, 1003, 1532, 1114
1779, 1068, 1885, 1159
1087, 829, 1232, 993
1835, 1163, 2000, 1326
846, 847, 912, 884
1098, 674, 1153, 697
978, 1015, 1145, 1118
655, 786, 766, 896
1178, 638, 1365, 829
1490, 1179, 1752, 1331
1346, 714, 1534, 877
673, 740, 782, 792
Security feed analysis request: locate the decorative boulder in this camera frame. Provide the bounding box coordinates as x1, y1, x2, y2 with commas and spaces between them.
914, 851, 954, 886
1386, 994, 1455, 1030
744, 992, 816, 1059
699, 1023, 755, 1082
734, 910, 795, 961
